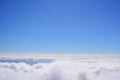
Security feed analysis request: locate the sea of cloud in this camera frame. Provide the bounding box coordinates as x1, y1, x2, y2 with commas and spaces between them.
0, 59, 120, 80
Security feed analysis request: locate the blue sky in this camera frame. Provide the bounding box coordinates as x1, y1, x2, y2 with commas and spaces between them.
0, 0, 120, 54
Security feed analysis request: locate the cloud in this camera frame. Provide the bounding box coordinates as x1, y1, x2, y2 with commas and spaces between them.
0, 59, 120, 80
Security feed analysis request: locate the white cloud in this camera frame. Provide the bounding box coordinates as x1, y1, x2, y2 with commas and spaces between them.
0, 59, 120, 80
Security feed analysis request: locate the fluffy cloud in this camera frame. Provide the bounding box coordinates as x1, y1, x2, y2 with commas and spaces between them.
0, 59, 120, 80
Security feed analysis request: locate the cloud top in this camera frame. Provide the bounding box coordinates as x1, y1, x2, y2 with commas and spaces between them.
0, 59, 120, 80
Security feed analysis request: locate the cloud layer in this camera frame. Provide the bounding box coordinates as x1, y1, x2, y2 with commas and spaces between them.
0, 59, 120, 80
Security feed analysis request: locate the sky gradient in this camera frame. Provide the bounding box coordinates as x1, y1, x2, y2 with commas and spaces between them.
0, 0, 120, 54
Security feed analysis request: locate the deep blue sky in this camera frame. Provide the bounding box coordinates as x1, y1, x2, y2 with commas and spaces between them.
0, 0, 120, 54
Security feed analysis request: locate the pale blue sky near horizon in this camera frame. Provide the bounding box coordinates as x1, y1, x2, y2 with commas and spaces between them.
0, 0, 120, 54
